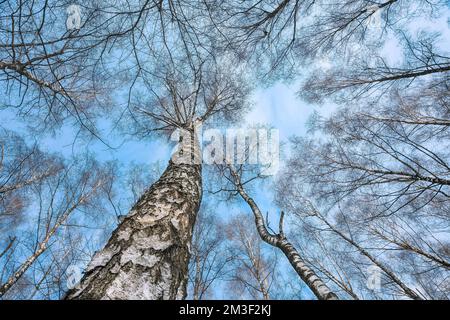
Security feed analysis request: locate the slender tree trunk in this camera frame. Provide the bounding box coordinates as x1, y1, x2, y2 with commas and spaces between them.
66, 132, 202, 300
0, 202, 80, 297
192, 254, 201, 300
374, 231, 450, 270
228, 167, 338, 300
0, 237, 15, 260
315, 213, 423, 300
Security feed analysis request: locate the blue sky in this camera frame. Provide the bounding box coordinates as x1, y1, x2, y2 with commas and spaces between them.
1, 3, 449, 299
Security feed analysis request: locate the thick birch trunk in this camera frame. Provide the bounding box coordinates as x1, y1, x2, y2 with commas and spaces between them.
67, 136, 202, 300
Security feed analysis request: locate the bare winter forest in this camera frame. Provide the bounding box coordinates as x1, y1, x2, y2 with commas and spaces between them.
0, 0, 449, 300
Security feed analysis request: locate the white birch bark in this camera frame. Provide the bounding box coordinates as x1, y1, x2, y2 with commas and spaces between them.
228, 168, 339, 300
66, 132, 202, 300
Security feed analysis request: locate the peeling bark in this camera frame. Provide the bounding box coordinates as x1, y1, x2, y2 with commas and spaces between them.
66, 135, 202, 300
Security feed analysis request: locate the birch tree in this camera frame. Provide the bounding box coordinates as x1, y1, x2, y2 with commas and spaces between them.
1, 0, 252, 300
274, 71, 450, 297
224, 214, 282, 300
0, 129, 116, 298
187, 204, 231, 300
65, 55, 249, 299
214, 164, 339, 300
